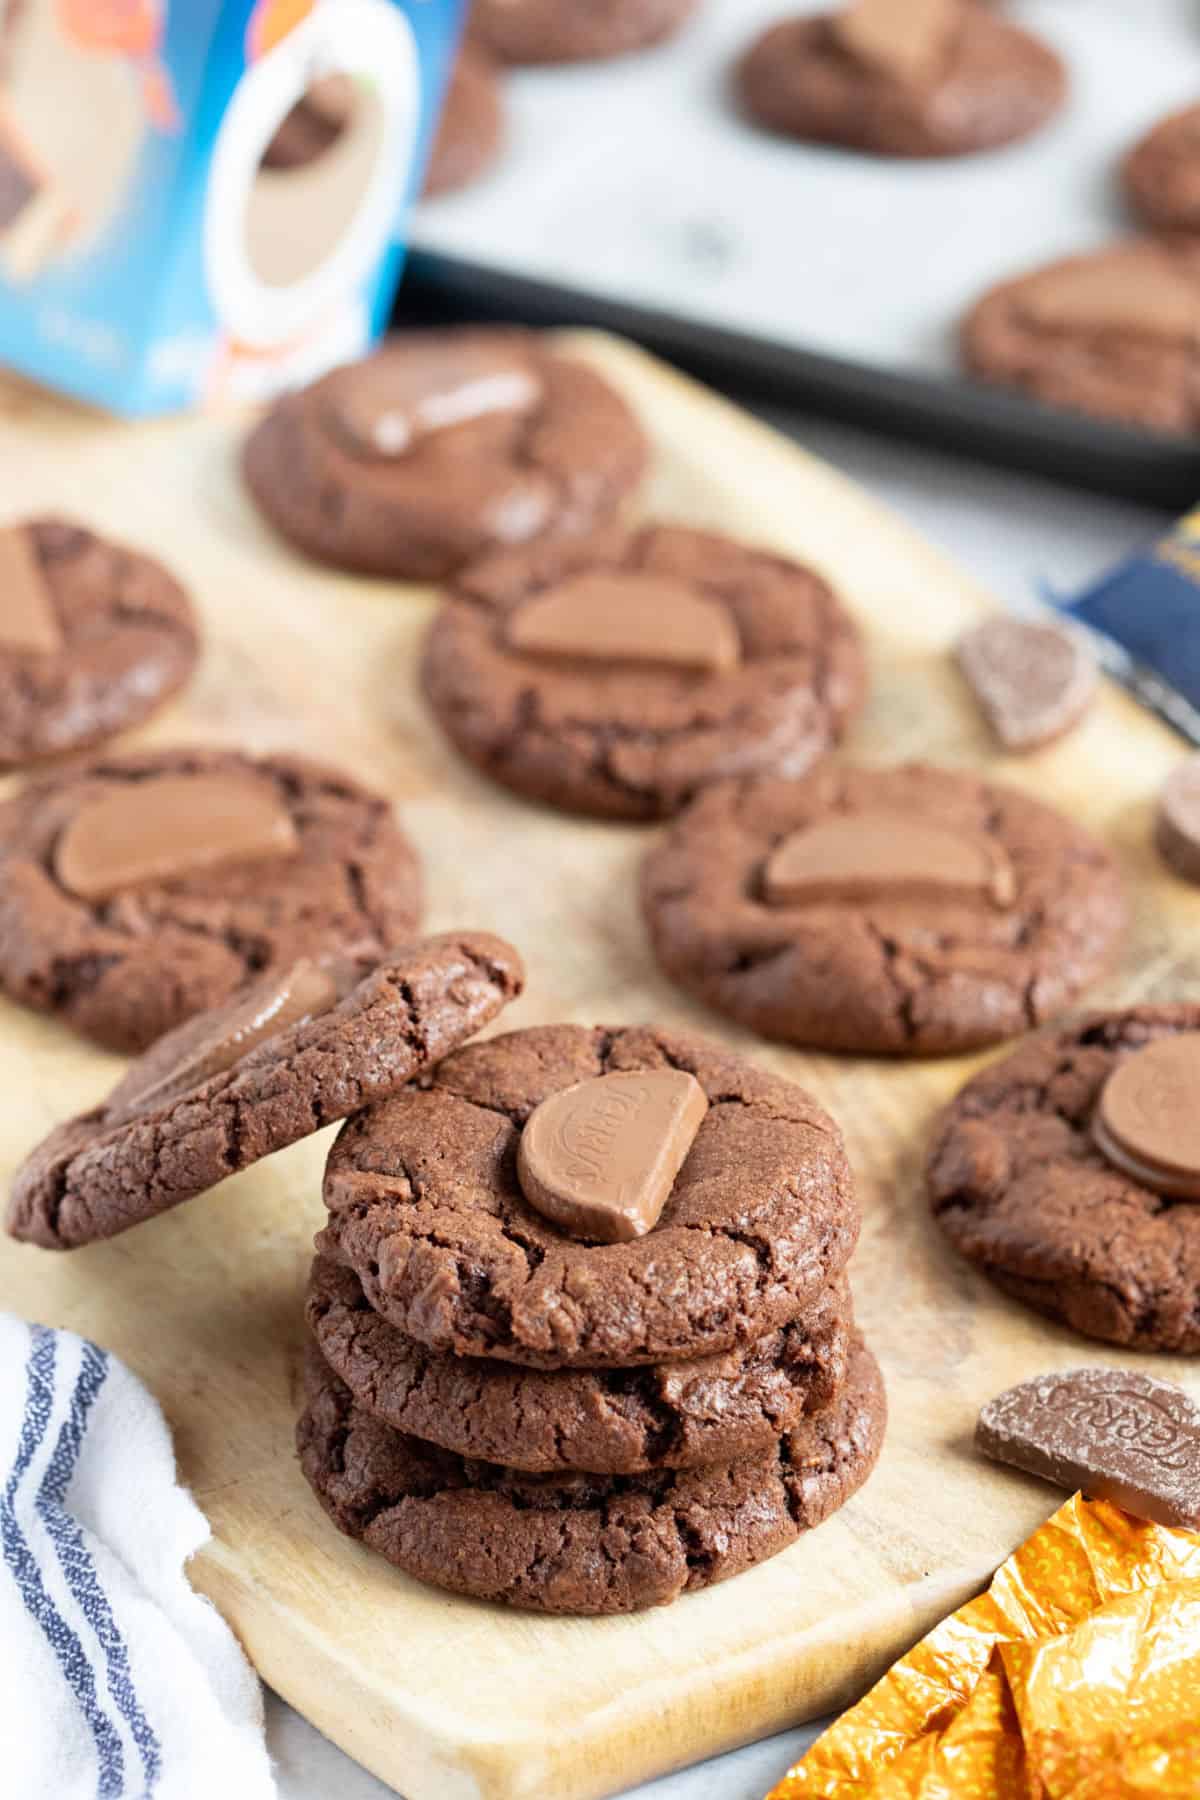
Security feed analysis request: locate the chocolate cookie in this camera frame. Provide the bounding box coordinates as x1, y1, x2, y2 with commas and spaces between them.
736, 4, 1065, 160
296, 1336, 886, 1613
963, 240, 1200, 434
641, 763, 1126, 1056
0, 747, 422, 1053
421, 47, 504, 199
319, 1024, 859, 1368
242, 329, 649, 581
421, 523, 866, 820
929, 1007, 1200, 1352
470, 0, 697, 66
8, 933, 523, 1250
1123, 103, 1200, 236
0, 518, 198, 765
307, 1257, 852, 1474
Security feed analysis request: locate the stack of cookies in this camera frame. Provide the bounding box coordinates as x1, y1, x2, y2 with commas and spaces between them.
299, 1023, 885, 1616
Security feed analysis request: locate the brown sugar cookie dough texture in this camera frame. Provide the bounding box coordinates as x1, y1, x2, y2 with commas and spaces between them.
641, 762, 1126, 1056
242, 328, 649, 580
470, 0, 698, 66
307, 1257, 854, 1475
0, 747, 422, 1053
1123, 102, 1200, 236
297, 1335, 886, 1614
318, 1023, 861, 1367
963, 240, 1200, 434
421, 46, 504, 198
928, 1006, 1200, 1352
736, 0, 1065, 160
8, 932, 524, 1249
0, 517, 198, 765
421, 523, 866, 819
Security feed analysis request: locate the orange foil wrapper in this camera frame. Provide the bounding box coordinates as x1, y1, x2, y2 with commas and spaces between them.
769, 1493, 1200, 1799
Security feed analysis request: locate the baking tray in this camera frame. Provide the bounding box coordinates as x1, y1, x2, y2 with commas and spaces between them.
403, 0, 1200, 505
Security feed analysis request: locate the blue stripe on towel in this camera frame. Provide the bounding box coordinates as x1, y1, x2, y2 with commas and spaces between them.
36, 1328, 163, 1796
1, 1329, 126, 1798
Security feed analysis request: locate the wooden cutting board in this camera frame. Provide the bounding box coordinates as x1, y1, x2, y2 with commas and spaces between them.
1, 334, 1197, 1800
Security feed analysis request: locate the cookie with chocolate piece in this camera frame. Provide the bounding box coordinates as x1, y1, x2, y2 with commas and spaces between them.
0, 748, 422, 1052
929, 1005, 1200, 1351
319, 1023, 860, 1368
421, 523, 866, 819
296, 1335, 886, 1613
736, 2, 1065, 159
0, 518, 198, 765
7, 931, 523, 1249
963, 240, 1200, 434
243, 328, 649, 580
641, 763, 1126, 1055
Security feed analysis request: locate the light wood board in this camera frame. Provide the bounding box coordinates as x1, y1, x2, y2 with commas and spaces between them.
0, 335, 1197, 1800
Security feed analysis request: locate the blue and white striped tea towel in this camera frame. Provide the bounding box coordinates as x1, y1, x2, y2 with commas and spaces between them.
0, 1314, 276, 1799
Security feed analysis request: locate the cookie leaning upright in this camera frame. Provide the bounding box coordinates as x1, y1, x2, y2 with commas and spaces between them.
422, 523, 866, 819
641, 763, 1127, 1055
0, 517, 199, 764
0, 747, 422, 1052
242, 328, 649, 580
8, 931, 524, 1250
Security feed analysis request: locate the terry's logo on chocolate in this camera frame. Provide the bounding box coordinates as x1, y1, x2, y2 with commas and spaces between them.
54, 772, 300, 901
506, 573, 741, 676
1092, 1033, 1200, 1200
517, 1069, 709, 1244
331, 346, 543, 460
1044, 1383, 1193, 1473
977, 1367, 1200, 1529
0, 526, 63, 655
763, 811, 1015, 909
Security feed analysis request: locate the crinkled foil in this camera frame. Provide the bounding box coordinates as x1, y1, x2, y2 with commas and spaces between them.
768, 1494, 1200, 1799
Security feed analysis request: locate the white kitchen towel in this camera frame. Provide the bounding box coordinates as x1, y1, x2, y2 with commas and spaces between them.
0, 1313, 276, 1799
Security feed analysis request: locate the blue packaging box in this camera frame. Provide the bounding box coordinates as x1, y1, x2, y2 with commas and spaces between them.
0, 0, 462, 414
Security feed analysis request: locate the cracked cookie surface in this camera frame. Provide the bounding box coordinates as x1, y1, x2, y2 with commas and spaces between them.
421, 523, 866, 819
242, 328, 648, 581
8, 931, 524, 1249
307, 1256, 852, 1473
0, 747, 423, 1052
641, 763, 1126, 1056
319, 1023, 859, 1368
296, 1335, 885, 1613
929, 1005, 1200, 1352
0, 518, 198, 765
